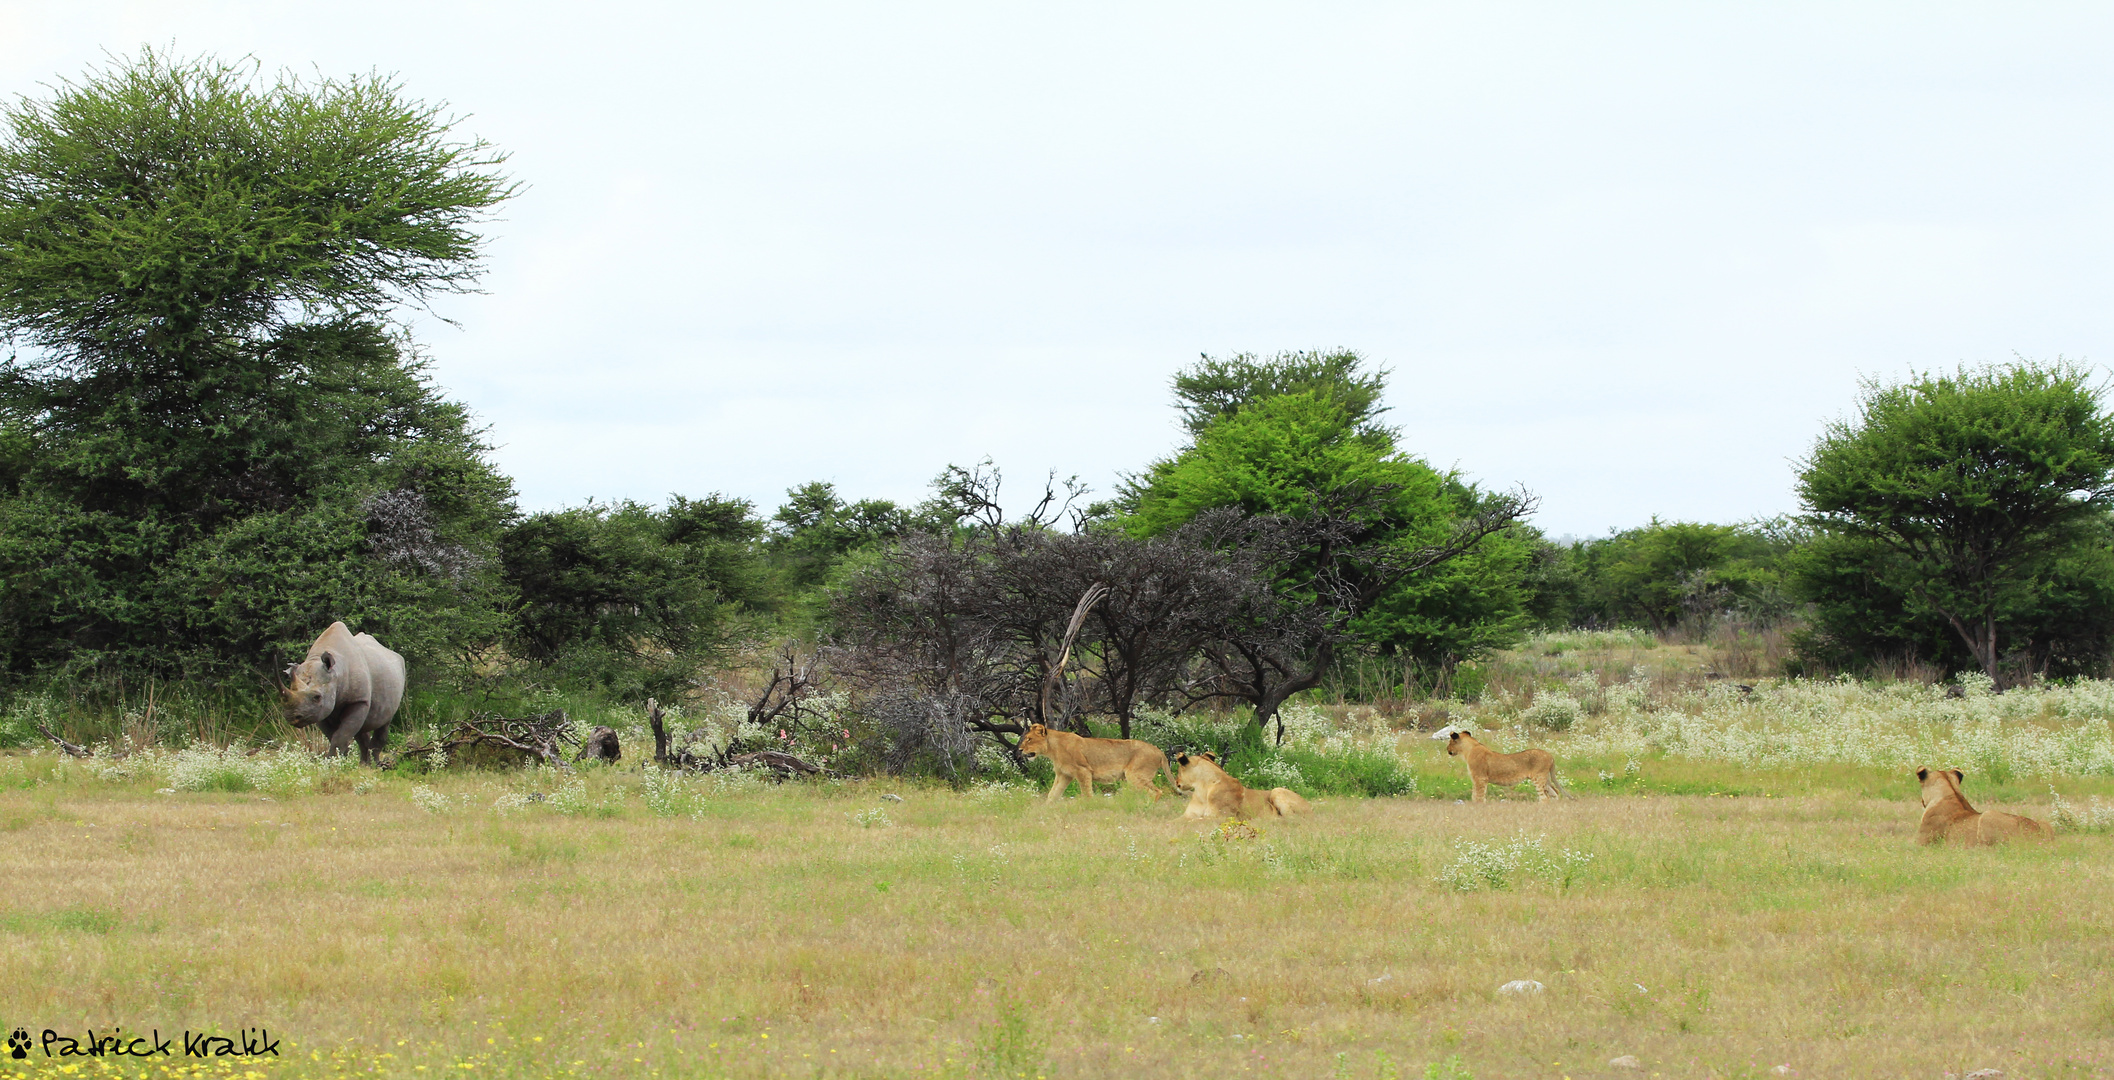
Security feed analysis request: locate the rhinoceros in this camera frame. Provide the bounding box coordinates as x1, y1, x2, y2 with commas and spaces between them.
284, 622, 406, 765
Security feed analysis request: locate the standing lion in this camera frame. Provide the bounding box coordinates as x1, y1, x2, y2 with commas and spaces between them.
1434, 726, 1565, 802
1017, 723, 1177, 802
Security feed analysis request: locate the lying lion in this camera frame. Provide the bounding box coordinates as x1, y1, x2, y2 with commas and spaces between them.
1172, 751, 1309, 820
1018, 723, 1176, 802
1915, 766, 2053, 845
1435, 726, 1565, 802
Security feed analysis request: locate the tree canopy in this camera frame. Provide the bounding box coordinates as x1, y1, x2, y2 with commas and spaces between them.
1126, 355, 1531, 736
1796, 362, 2114, 680
0, 49, 513, 362
0, 50, 518, 681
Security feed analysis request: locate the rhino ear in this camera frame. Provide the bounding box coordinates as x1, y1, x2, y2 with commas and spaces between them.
320, 651, 335, 673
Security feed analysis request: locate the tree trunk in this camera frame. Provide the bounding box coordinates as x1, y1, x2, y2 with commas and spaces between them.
647, 698, 670, 765
1936, 607, 2000, 684
1252, 642, 1333, 745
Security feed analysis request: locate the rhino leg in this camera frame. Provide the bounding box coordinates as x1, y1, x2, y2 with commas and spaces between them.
354, 724, 381, 767
325, 702, 371, 759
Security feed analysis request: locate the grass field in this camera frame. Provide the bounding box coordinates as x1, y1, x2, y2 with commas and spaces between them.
3, 739, 2113, 1080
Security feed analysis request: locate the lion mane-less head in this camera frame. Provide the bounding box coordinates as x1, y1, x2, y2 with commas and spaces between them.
1429, 724, 1473, 757
1915, 766, 1967, 807
1018, 723, 1050, 759
1172, 750, 1219, 787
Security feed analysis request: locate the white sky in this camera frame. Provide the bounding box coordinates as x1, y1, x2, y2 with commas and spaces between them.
7, 3, 2114, 537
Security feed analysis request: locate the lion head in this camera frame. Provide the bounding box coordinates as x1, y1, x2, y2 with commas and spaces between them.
1018, 723, 1050, 760
1173, 750, 1222, 792
1916, 766, 1967, 808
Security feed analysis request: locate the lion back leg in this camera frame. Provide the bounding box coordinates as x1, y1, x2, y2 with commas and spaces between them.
1126, 759, 1164, 801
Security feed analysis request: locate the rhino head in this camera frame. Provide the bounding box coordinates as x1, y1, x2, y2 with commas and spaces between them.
283, 651, 340, 728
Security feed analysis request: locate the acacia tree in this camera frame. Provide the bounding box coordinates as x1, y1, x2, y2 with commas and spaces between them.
1129, 383, 1533, 741
1797, 362, 2114, 682
0, 50, 517, 678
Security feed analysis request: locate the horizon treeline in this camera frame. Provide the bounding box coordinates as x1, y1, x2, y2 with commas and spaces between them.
6, 51, 2114, 728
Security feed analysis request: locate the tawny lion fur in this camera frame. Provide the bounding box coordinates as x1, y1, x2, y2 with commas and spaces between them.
1017, 723, 1177, 802
1172, 751, 1309, 820
1444, 729, 1564, 802
1915, 766, 2053, 845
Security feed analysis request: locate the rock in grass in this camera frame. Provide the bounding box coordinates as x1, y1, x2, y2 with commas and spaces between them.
1608, 1055, 1641, 1070
1497, 979, 1544, 996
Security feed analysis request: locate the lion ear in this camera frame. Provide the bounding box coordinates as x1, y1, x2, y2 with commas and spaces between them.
1916, 767, 1929, 781
1951, 769, 1965, 783
1175, 752, 1189, 765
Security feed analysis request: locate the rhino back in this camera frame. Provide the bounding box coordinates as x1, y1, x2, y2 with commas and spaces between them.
354, 633, 407, 727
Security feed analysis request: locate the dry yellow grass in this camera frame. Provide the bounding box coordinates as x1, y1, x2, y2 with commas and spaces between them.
2, 762, 2112, 1080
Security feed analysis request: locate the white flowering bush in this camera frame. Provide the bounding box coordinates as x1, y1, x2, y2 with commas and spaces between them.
409, 784, 454, 813
2050, 788, 2114, 832
158, 745, 353, 794
547, 777, 593, 816
639, 766, 707, 818
1523, 692, 1583, 733
1247, 757, 1307, 789
0, 692, 60, 749
1437, 831, 1594, 892
1274, 701, 1334, 746
850, 806, 892, 828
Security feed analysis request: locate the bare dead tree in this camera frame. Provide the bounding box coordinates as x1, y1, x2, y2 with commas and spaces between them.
1039, 581, 1109, 729
926, 458, 1091, 533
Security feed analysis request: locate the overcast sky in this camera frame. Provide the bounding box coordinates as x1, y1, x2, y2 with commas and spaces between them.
7, 3, 2113, 537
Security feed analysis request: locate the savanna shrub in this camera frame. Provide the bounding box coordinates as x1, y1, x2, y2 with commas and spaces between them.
1523, 691, 1582, 732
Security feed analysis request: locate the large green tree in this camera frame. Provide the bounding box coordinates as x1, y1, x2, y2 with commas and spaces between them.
500, 497, 769, 700
1796, 362, 2114, 681
0, 50, 517, 680
1128, 356, 1531, 734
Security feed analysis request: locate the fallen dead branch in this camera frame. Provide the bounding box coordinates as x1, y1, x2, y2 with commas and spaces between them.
37, 724, 96, 759
397, 710, 580, 770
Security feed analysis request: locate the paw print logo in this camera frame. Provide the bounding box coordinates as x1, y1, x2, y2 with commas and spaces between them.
7, 1028, 30, 1060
